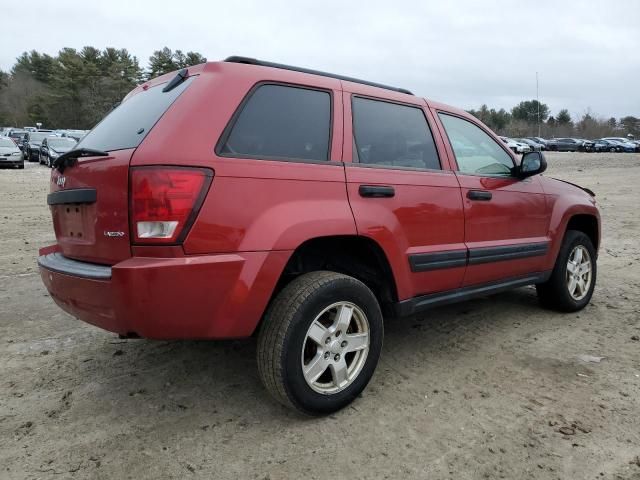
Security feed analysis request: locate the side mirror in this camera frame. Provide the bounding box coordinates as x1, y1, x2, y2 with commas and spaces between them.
518, 151, 547, 178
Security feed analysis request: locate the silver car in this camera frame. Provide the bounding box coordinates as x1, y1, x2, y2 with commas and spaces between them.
0, 136, 24, 169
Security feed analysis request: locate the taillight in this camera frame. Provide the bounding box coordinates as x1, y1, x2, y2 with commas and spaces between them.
129, 167, 212, 244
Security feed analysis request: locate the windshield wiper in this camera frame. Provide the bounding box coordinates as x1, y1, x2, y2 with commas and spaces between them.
53, 148, 109, 173
162, 68, 188, 93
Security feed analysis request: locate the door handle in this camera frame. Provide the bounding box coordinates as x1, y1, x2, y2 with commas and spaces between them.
467, 190, 492, 201
359, 185, 395, 198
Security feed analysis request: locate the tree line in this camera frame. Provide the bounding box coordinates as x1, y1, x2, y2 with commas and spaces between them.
0, 47, 206, 129
1, 47, 638, 139
468, 100, 639, 139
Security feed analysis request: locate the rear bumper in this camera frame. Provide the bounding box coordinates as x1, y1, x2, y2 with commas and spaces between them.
38, 248, 290, 339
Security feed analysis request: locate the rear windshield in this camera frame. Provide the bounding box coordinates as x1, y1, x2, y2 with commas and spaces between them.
29, 132, 50, 142
77, 77, 194, 152
49, 138, 77, 148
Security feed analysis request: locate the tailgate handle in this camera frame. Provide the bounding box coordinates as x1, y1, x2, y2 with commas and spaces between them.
467, 190, 492, 201
47, 188, 97, 206
359, 185, 395, 198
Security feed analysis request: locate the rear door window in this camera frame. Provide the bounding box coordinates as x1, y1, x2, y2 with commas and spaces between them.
77, 77, 194, 152
352, 97, 440, 170
218, 84, 331, 161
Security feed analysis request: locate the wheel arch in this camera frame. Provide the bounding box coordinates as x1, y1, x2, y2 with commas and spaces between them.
566, 213, 600, 251
262, 235, 399, 324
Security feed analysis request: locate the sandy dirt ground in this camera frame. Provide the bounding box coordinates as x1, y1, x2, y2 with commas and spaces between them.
1, 153, 639, 480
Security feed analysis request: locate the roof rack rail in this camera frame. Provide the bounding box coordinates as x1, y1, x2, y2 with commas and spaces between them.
224, 56, 414, 96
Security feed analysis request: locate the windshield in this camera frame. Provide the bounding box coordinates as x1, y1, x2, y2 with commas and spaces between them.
48, 138, 77, 148
0, 138, 16, 147
9, 131, 25, 138
77, 76, 194, 152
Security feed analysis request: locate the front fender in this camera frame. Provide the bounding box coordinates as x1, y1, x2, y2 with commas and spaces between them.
543, 188, 600, 270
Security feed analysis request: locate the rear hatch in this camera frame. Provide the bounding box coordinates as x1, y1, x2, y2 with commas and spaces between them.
49, 75, 195, 265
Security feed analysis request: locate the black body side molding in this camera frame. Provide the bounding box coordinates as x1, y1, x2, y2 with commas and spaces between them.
408, 241, 550, 272
468, 242, 549, 265
409, 250, 467, 272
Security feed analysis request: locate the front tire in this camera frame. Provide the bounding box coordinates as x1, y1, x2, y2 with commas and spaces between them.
257, 271, 383, 415
536, 230, 597, 312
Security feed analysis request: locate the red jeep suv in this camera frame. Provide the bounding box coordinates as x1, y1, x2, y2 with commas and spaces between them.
38, 57, 600, 415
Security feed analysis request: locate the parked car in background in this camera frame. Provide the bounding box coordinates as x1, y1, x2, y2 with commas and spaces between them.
595, 138, 636, 153
0, 136, 24, 169
612, 140, 634, 152
7, 129, 27, 150
39, 136, 77, 167
526, 137, 548, 148
22, 130, 54, 162
593, 140, 609, 152
594, 139, 620, 152
23, 126, 37, 132
515, 138, 545, 151
600, 137, 639, 152
547, 138, 584, 152
575, 139, 595, 152
500, 137, 531, 153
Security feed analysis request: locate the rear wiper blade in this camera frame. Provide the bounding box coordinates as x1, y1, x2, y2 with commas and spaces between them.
162, 68, 188, 92
53, 148, 109, 173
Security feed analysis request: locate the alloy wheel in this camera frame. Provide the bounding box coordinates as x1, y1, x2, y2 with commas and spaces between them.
566, 245, 592, 301
301, 301, 370, 395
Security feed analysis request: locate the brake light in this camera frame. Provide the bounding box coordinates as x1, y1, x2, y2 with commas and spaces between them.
130, 167, 212, 244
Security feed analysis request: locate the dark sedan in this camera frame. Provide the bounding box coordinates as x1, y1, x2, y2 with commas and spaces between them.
594, 139, 636, 153
39, 137, 77, 167
546, 138, 593, 152
22, 131, 53, 162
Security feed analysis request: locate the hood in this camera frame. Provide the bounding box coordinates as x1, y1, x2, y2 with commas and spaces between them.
0, 146, 20, 154
548, 177, 595, 197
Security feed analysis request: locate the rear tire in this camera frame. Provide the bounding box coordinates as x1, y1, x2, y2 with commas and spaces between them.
536, 230, 597, 312
257, 271, 383, 415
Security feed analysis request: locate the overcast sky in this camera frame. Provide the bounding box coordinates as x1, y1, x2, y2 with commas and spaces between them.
2, 0, 639, 118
